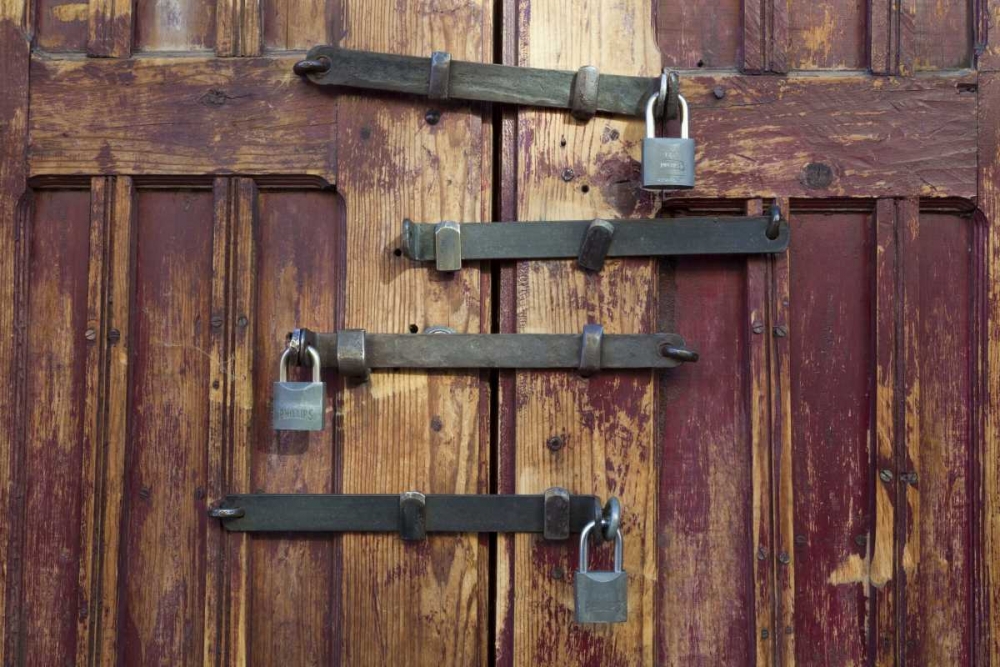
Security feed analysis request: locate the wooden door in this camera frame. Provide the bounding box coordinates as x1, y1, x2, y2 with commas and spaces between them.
0, 0, 996, 664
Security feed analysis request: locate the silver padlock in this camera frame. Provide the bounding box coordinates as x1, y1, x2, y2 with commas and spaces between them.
641, 91, 695, 190
271, 345, 325, 431
574, 520, 627, 624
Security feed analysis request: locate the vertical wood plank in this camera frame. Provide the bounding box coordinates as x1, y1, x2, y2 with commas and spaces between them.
0, 0, 30, 661
334, 2, 491, 663
655, 0, 741, 68
502, 1, 659, 664
203, 177, 256, 667
88, 0, 134, 57
771, 197, 794, 665
21, 191, 91, 664
249, 191, 343, 665
118, 190, 215, 665
978, 67, 1000, 667
743, 0, 788, 73
134, 0, 215, 51
869, 0, 915, 75
216, 0, 261, 56
747, 199, 775, 666
77, 177, 135, 667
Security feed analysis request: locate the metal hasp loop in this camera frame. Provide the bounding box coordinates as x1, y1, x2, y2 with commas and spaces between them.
403, 215, 790, 272
210, 490, 608, 538
293, 46, 693, 118
288, 325, 698, 378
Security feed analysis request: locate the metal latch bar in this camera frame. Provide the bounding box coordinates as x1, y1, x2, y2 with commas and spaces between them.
402, 215, 790, 272
209, 490, 610, 540
294, 46, 665, 118
287, 325, 697, 379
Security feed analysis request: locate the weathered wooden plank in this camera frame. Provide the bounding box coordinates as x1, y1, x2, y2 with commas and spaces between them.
36, 0, 88, 51
769, 197, 794, 665
656, 0, 741, 68
27, 56, 977, 199
0, 3, 31, 661
978, 68, 1000, 667
869, 0, 916, 74
118, 191, 214, 665
203, 178, 256, 667
746, 199, 775, 667
977, 0, 1000, 70
907, 211, 972, 664
261, 0, 338, 50
134, 0, 215, 50
912, 0, 971, 69
334, 3, 491, 663
743, 0, 787, 72
216, 0, 261, 56
77, 176, 135, 667
788, 210, 872, 664
657, 246, 753, 665
786, 0, 864, 69
249, 190, 342, 665
87, 0, 133, 57
500, 2, 659, 665
21, 191, 91, 664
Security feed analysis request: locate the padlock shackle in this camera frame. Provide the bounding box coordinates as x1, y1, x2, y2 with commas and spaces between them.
578, 520, 624, 573
279, 345, 321, 383
644, 91, 689, 140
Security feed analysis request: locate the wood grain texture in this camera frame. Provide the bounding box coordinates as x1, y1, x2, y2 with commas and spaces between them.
118, 191, 214, 665
500, 1, 660, 664
134, 0, 215, 50
88, 0, 133, 57
656, 241, 752, 665
656, 0, 741, 68
77, 177, 135, 667
912, 0, 971, 69
203, 178, 256, 667
979, 68, 1000, 667
261, 0, 339, 50
908, 211, 973, 665
742, 0, 788, 72
978, 0, 1000, 70
769, 197, 794, 667
787, 0, 864, 70
35, 0, 88, 51
788, 210, 872, 665
21, 191, 91, 665
334, 2, 491, 663
216, 0, 261, 56
249, 190, 343, 665
869, 0, 915, 75
746, 199, 775, 667
27, 56, 978, 200
0, 3, 30, 663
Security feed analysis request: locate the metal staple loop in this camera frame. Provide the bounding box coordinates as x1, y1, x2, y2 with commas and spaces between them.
570, 65, 600, 120
337, 328, 369, 380
577, 219, 615, 271
428, 51, 452, 100
578, 324, 604, 376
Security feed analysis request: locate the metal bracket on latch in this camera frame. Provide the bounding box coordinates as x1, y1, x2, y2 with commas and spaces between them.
293, 46, 687, 119
208, 488, 621, 542
403, 213, 789, 273
285, 324, 697, 380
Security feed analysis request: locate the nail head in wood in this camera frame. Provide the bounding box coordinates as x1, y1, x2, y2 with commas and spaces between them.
577, 218, 615, 271
570, 65, 600, 121
428, 51, 452, 100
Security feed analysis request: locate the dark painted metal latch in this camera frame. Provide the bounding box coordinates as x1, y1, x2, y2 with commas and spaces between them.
209, 488, 622, 542
283, 324, 697, 382
403, 212, 789, 273
293, 46, 684, 120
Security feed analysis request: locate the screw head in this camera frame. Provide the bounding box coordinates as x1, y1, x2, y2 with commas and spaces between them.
778, 552, 790, 565
879, 469, 893, 483
546, 435, 565, 452
84, 328, 97, 341
773, 325, 788, 338
752, 321, 764, 334
712, 86, 726, 99
107, 329, 121, 344
425, 109, 441, 125
561, 168, 575, 182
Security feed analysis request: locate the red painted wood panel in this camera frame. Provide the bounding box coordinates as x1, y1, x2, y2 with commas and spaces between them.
657, 254, 753, 664
655, 0, 741, 68
788, 211, 873, 665
787, 0, 866, 69
249, 190, 344, 665
908, 212, 972, 664
21, 190, 90, 664
34, 0, 87, 52
118, 190, 214, 665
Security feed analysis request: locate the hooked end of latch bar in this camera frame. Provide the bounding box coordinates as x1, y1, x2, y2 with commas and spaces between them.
766, 201, 783, 241
293, 56, 331, 76
659, 343, 699, 363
